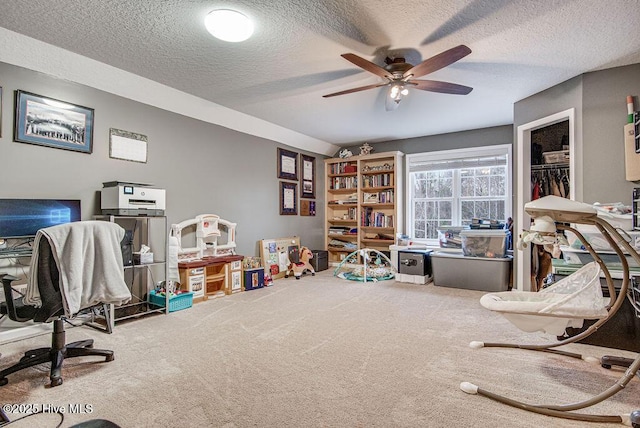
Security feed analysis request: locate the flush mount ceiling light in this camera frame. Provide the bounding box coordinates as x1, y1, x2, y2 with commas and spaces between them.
204, 9, 253, 42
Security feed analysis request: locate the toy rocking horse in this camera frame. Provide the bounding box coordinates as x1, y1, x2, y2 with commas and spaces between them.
285, 246, 316, 279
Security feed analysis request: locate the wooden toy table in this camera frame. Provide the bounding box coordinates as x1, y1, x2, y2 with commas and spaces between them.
178, 255, 244, 302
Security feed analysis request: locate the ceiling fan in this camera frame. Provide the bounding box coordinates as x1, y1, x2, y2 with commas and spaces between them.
323, 44, 473, 111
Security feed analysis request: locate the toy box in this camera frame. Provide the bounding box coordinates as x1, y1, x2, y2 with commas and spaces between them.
244, 268, 265, 291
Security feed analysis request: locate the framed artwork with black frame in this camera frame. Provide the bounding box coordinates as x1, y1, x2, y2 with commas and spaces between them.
277, 148, 298, 181
14, 90, 94, 154
300, 154, 316, 199
280, 181, 298, 215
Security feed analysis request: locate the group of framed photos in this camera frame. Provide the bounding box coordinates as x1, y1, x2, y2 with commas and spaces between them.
277, 148, 316, 216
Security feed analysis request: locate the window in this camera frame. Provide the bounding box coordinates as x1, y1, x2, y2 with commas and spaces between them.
406, 145, 512, 243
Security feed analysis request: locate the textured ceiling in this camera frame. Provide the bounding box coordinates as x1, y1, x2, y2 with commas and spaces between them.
0, 0, 639, 155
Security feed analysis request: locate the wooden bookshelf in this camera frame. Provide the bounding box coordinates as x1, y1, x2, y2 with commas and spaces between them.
324, 151, 404, 265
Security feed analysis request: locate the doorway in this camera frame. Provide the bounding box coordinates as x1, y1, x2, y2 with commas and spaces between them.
516, 108, 576, 291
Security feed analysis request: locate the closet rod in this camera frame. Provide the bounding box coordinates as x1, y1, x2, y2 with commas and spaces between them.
531, 163, 569, 171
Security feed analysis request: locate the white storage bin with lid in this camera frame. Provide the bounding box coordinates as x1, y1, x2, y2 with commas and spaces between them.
560, 246, 640, 268
460, 229, 508, 258
543, 150, 570, 164
565, 229, 640, 252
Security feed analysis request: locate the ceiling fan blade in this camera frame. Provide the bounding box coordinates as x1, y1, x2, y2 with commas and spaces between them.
410, 80, 473, 95
403, 44, 471, 79
323, 82, 388, 98
341, 53, 392, 79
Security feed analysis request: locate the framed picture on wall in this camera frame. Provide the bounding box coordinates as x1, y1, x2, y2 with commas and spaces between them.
300, 199, 316, 216
280, 181, 298, 215
0, 86, 3, 138
300, 154, 316, 199
14, 90, 94, 154
277, 148, 298, 181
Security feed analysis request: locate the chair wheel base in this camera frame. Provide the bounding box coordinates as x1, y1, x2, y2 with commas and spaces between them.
106, 354, 114, 362
0, 378, 7, 386
50, 377, 63, 387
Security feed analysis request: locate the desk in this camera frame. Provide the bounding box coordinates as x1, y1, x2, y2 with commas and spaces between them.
179, 255, 244, 302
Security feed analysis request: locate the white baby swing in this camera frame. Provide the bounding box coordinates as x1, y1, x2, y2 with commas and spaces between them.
461, 195, 640, 426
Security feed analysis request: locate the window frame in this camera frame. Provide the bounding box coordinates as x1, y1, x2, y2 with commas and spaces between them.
405, 144, 512, 245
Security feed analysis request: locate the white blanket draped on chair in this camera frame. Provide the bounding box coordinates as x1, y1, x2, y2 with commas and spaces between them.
25, 221, 131, 317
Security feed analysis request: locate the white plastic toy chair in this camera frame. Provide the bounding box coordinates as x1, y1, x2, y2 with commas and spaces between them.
462, 196, 640, 426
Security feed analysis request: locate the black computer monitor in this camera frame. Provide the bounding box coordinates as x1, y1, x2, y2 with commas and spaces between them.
0, 199, 81, 239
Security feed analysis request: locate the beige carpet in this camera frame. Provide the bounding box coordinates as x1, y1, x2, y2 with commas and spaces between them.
1, 270, 638, 427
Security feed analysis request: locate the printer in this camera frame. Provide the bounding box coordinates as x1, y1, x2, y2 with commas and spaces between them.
101, 182, 166, 216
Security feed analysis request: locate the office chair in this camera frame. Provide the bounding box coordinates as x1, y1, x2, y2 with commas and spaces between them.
1, 274, 37, 323
0, 221, 131, 388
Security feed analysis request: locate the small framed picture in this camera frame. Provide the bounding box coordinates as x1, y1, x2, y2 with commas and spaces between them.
300, 199, 316, 216
300, 154, 316, 199
14, 90, 94, 154
277, 148, 298, 181
280, 181, 298, 215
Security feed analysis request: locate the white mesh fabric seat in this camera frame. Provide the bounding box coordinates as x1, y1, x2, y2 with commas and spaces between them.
479, 262, 607, 335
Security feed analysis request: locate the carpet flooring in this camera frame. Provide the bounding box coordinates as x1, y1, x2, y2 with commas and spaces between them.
1, 270, 638, 427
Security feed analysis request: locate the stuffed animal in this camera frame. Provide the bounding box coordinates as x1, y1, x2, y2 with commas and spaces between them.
285, 246, 316, 280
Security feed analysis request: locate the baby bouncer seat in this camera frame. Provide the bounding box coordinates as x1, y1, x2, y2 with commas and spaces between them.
334, 248, 396, 282
462, 196, 640, 426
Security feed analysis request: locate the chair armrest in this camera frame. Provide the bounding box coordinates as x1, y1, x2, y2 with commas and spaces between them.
1, 274, 35, 322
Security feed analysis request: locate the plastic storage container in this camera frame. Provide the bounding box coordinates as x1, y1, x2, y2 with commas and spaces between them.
543, 150, 570, 164
437, 227, 465, 248
565, 229, 640, 252
148, 290, 194, 312
560, 246, 640, 268
431, 252, 512, 291
460, 229, 508, 258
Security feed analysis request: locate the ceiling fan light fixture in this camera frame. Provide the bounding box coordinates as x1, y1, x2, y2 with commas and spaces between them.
204, 9, 254, 42
389, 84, 409, 101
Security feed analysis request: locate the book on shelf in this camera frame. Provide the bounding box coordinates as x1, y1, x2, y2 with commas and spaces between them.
362, 190, 394, 204
361, 207, 394, 227
363, 192, 379, 203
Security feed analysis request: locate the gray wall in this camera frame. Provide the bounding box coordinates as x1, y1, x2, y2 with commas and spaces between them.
514, 63, 640, 205
514, 75, 585, 202
340, 125, 514, 228
339, 125, 513, 157
0, 62, 326, 256
582, 63, 640, 203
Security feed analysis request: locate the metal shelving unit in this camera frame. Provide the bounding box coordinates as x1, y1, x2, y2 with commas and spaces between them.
93, 215, 168, 332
